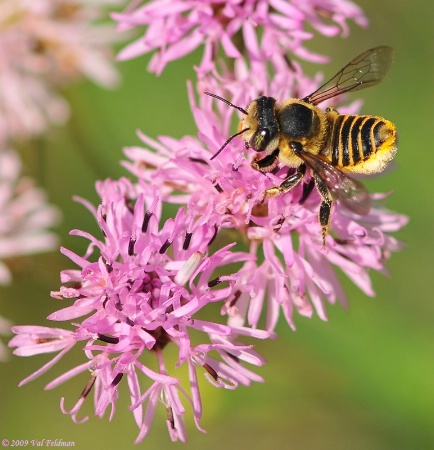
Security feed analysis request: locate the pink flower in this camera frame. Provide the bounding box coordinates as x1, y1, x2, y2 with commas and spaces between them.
0, 149, 60, 285
0, 0, 121, 144
9, 326, 78, 376
122, 73, 407, 332
10, 178, 269, 442
113, 0, 367, 74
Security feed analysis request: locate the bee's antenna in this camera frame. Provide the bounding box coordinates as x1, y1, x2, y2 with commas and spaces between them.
204, 92, 248, 115
210, 128, 250, 160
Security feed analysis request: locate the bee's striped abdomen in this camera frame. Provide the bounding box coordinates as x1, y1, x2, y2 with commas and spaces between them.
331, 115, 390, 168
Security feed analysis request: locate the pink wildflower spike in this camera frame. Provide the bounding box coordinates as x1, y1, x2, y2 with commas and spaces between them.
112, 0, 368, 74
123, 65, 407, 332
11, 179, 268, 442
8, 1, 407, 444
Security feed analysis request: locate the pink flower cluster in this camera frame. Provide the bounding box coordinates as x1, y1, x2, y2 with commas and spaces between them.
113, 0, 367, 74
10, 0, 407, 444
0, 0, 121, 145
0, 1, 123, 349
123, 79, 407, 331
10, 178, 268, 442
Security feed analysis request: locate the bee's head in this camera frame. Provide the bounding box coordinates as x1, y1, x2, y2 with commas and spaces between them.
243, 96, 280, 154
204, 93, 280, 160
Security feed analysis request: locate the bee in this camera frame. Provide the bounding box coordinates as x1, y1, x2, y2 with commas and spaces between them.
205, 46, 398, 247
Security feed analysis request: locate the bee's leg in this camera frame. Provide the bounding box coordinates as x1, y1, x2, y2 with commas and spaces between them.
265, 139, 306, 197
265, 164, 306, 198
251, 149, 280, 173
312, 173, 333, 248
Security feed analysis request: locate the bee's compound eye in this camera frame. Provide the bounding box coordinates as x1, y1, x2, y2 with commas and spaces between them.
250, 128, 271, 152
259, 129, 269, 142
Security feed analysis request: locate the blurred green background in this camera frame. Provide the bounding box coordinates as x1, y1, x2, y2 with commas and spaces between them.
1, 0, 433, 449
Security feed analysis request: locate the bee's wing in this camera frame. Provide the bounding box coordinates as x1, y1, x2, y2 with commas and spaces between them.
304, 46, 394, 106
299, 151, 371, 215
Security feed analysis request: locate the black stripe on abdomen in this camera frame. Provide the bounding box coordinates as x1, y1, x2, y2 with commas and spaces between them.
332, 115, 361, 167
350, 116, 366, 164
360, 117, 377, 160
340, 116, 353, 166
332, 115, 345, 166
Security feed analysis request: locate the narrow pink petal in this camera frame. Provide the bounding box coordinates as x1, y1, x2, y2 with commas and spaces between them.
17, 345, 74, 386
